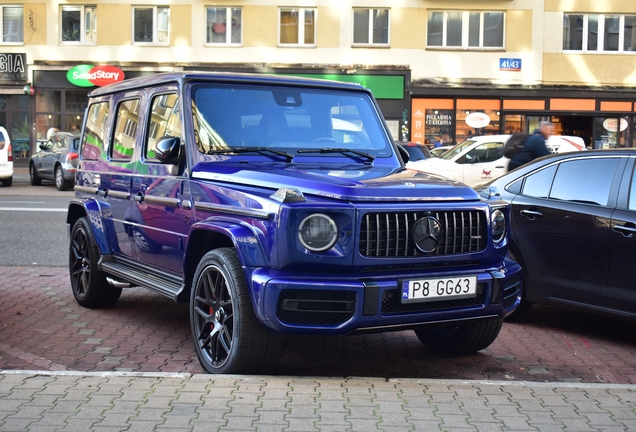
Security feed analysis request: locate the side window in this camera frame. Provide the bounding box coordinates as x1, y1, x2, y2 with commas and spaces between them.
145, 93, 181, 160
521, 164, 557, 198
550, 158, 620, 206
111, 99, 140, 161
464, 142, 503, 164
629, 165, 636, 210
82, 101, 110, 160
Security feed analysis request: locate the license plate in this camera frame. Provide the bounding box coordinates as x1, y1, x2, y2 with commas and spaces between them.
401, 275, 477, 303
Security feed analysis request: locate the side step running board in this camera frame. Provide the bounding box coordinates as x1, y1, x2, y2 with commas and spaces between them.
100, 259, 184, 302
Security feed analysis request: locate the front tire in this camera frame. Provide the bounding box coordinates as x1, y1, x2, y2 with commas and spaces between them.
190, 248, 282, 374
29, 163, 41, 186
55, 165, 70, 191
69, 217, 121, 308
414, 318, 503, 355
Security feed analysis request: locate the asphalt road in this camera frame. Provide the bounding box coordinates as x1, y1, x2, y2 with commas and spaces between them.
0, 168, 72, 267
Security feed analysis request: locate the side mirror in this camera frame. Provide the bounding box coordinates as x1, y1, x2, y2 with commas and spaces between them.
39, 142, 48, 151
154, 137, 181, 163
396, 144, 410, 164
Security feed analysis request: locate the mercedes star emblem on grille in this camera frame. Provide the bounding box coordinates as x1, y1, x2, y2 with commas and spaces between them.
412, 216, 443, 253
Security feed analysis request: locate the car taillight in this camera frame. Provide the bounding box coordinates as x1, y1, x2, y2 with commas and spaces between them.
67, 152, 79, 160
7, 143, 11, 161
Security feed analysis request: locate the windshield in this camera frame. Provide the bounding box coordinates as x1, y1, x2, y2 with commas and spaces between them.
440, 140, 476, 160
191, 84, 393, 158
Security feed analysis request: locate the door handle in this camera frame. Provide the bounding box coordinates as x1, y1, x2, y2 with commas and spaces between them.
134, 192, 144, 203
520, 209, 543, 219
613, 224, 636, 238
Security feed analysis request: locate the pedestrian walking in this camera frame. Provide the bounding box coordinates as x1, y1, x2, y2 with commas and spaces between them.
508, 121, 553, 171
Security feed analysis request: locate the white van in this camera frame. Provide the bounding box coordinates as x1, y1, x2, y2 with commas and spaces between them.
406, 134, 586, 187
0, 126, 13, 187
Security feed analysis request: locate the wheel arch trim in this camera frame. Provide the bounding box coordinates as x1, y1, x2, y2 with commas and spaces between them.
67, 199, 116, 256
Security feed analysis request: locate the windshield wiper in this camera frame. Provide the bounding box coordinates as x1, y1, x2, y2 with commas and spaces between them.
296, 148, 375, 162
207, 147, 293, 162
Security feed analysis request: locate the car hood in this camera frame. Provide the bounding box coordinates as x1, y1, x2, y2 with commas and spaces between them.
192, 162, 479, 202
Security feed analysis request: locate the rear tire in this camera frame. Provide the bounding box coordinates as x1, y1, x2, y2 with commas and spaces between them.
69, 217, 122, 308
55, 165, 70, 191
1, 176, 11, 187
29, 163, 41, 186
190, 248, 283, 374
414, 318, 503, 355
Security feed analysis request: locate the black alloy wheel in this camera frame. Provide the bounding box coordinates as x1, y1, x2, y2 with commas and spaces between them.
69, 217, 121, 308
190, 248, 282, 374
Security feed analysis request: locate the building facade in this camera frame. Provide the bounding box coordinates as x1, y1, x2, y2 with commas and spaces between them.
1, 0, 635, 160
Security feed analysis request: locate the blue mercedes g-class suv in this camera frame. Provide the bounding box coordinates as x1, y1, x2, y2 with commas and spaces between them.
67, 72, 521, 374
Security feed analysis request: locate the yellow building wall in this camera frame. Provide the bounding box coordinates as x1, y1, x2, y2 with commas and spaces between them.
392, 8, 426, 49
543, 53, 636, 86
23, 3, 46, 46
506, 10, 532, 52
243, 6, 277, 47
98, 5, 131, 45
317, 7, 339, 48
170, 5, 191, 46
546, 0, 636, 13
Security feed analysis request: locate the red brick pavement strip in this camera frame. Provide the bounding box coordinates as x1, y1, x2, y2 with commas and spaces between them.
1, 266, 636, 383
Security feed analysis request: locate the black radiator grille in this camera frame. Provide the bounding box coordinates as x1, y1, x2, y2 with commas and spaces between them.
359, 210, 487, 258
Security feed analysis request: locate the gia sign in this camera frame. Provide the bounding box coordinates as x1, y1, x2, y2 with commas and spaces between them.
67, 64, 125, 87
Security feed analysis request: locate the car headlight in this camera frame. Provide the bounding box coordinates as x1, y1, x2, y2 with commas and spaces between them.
298, 213, 339, 252
491, 209, 506, 244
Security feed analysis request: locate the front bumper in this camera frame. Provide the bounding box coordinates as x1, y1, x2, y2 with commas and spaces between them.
249, 259, 522, 334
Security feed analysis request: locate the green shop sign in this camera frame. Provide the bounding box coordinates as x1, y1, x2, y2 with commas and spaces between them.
281, 73, 404, 99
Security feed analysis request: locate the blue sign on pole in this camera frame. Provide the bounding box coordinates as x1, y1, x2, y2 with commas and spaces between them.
499, 58, 522, 71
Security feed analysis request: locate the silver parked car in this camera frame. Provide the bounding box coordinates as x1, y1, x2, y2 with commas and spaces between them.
29, 132, 80, 191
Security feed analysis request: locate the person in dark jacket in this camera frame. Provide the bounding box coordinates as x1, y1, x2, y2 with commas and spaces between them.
508, 121, 553, 171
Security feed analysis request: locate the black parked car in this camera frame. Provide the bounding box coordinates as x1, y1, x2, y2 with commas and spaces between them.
478, 149, 636, 321
397, 142, 431, 161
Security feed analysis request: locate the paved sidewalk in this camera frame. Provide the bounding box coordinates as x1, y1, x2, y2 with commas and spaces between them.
2, 266, 636, 430
1, 371, 635, 432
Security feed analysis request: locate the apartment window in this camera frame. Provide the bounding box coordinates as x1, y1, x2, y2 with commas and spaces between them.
133, 6, 169, 45
1, 5, 23, 43
564, 14, 636, 52
353, 8, 389, 46
61, 5, 96, 44
279, 8, 315, 46
427, 11, 504, 49
206, 7, 241, 45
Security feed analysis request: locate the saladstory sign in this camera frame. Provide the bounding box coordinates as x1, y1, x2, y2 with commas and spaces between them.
67, 64, 125, 87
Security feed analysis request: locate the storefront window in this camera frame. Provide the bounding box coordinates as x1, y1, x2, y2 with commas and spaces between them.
456, 100, 501, 142
36, 90, 61, 112
593, 116, 630, 149
66, 91, 88, 112
410, 98, 454, 147
35, 114, 61, 140
65, 115, 82, 133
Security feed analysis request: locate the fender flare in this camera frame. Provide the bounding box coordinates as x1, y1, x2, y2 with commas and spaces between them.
185, 218, 270, 268
67, 198, 118, 256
